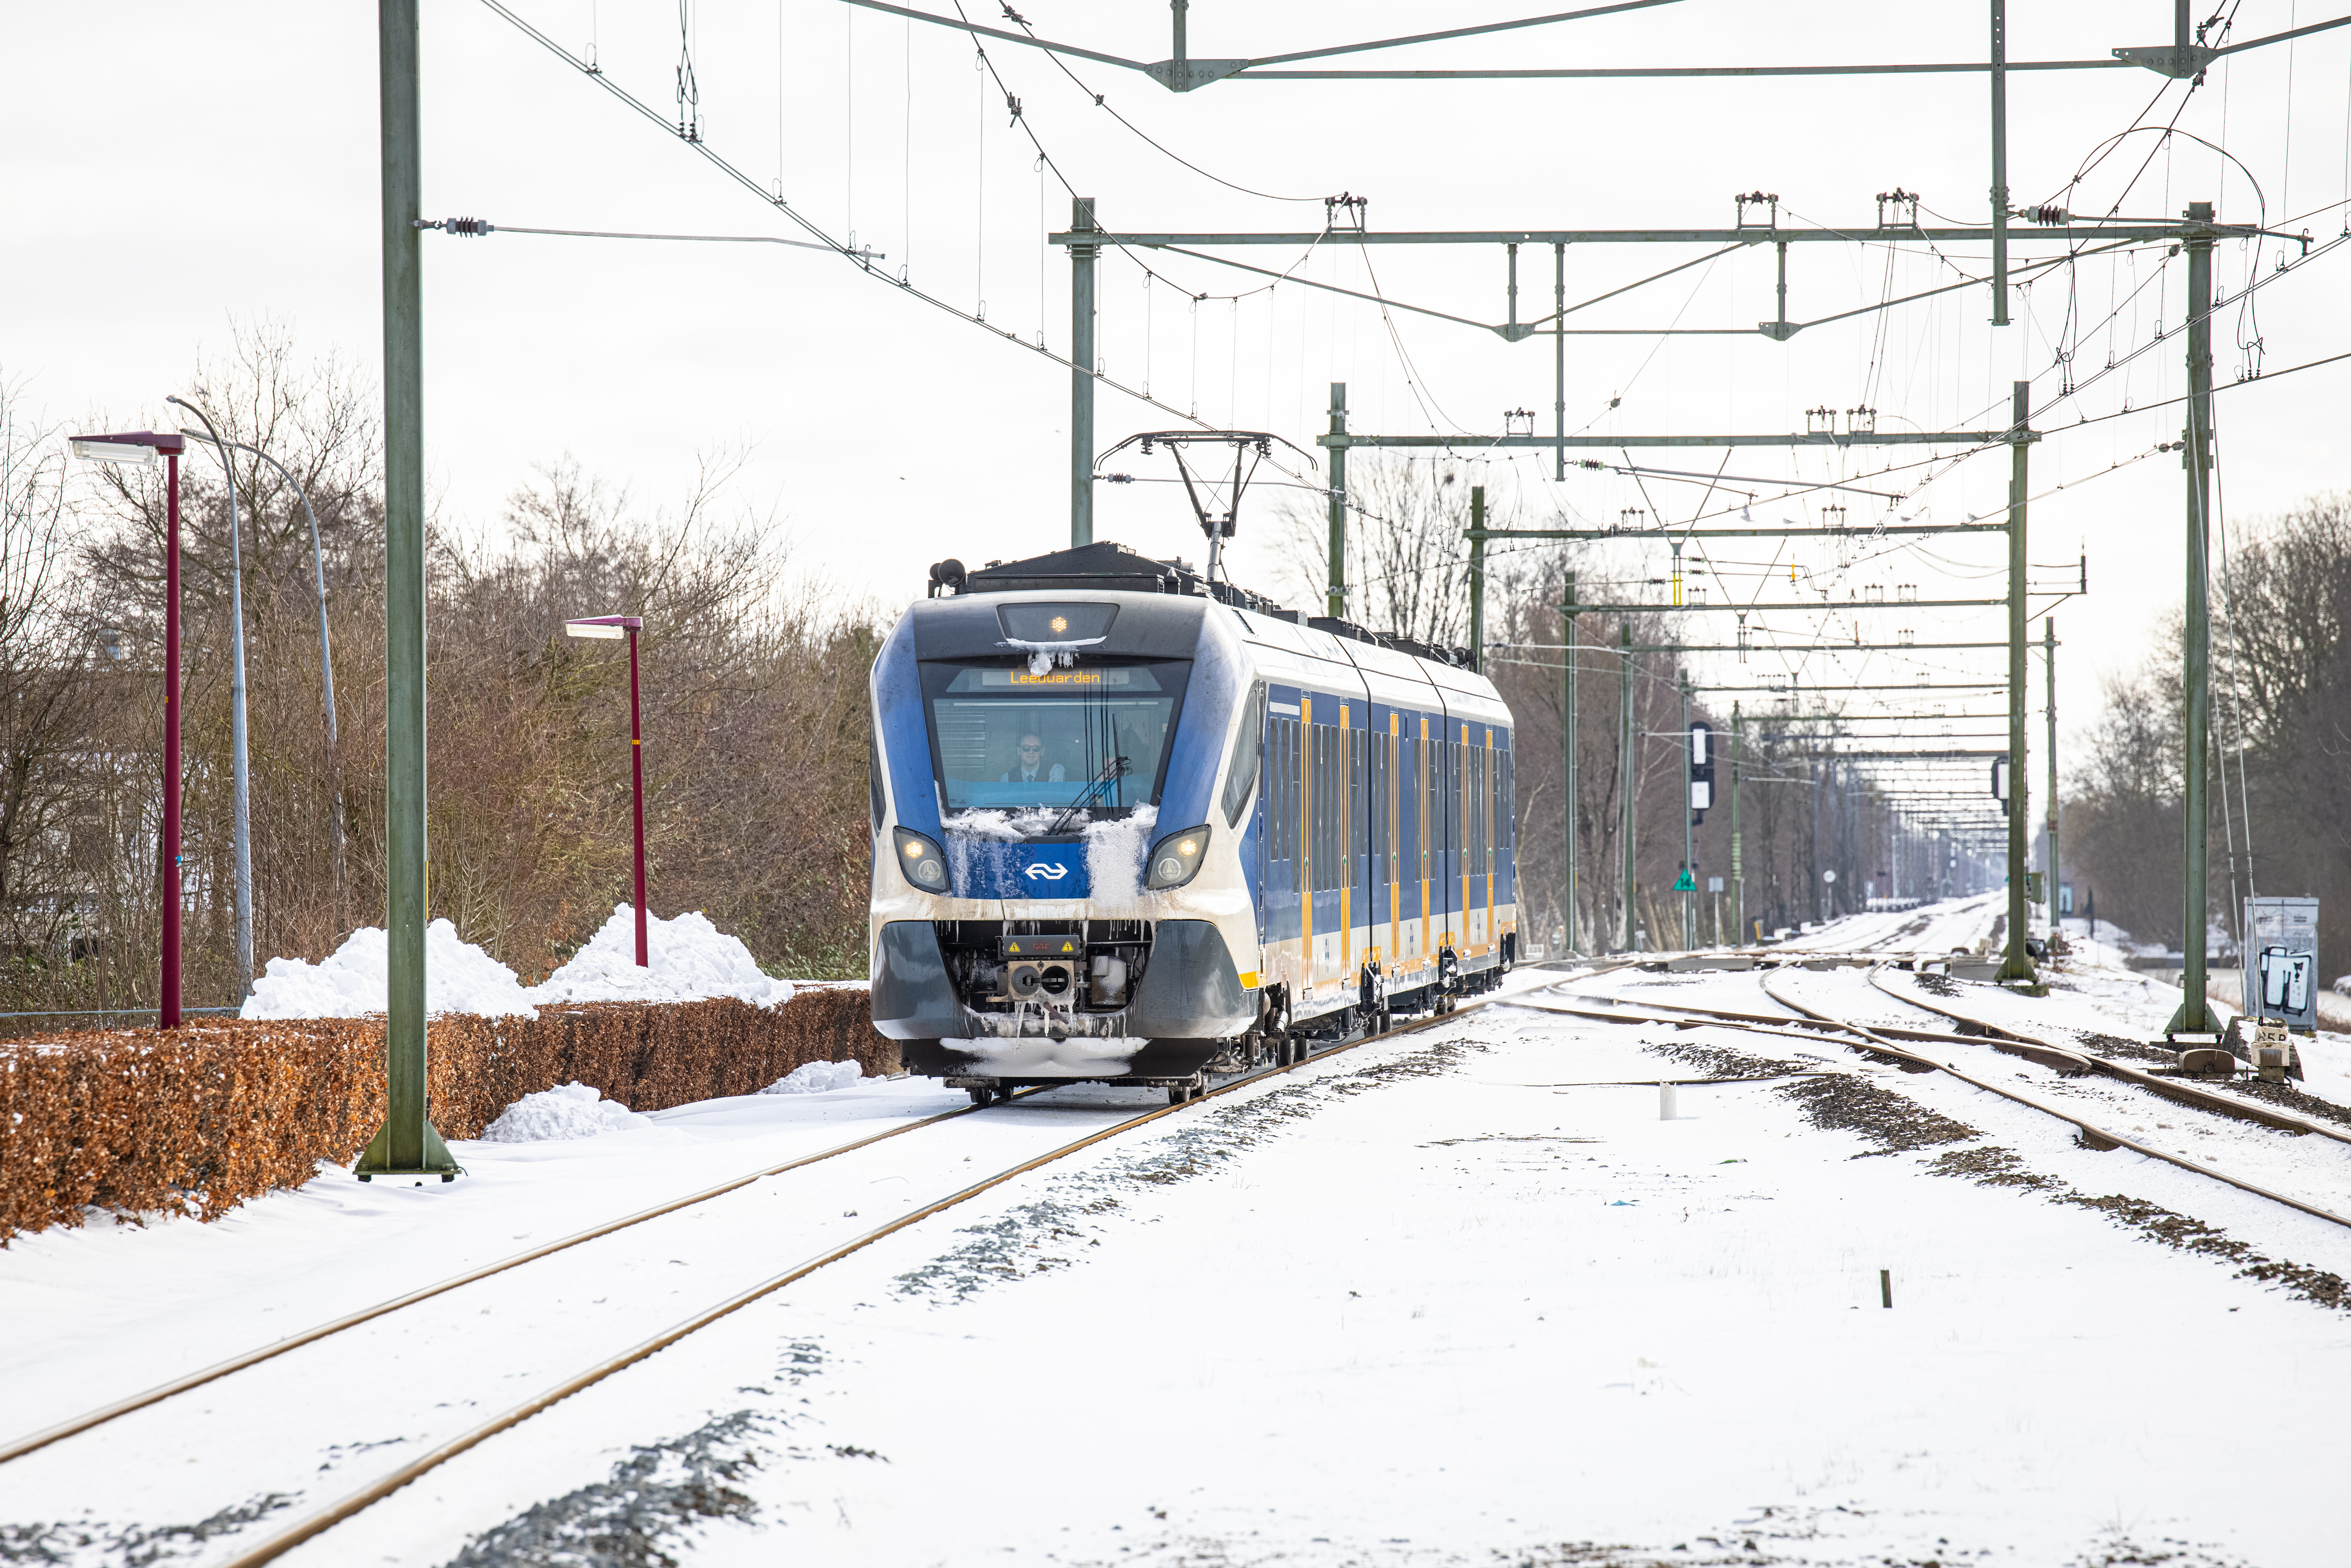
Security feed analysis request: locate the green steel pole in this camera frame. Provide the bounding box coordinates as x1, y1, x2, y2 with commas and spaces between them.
1989, 0, 2011, 325
1553, 243, 1565, 481
2045, 615, 2059, 945
358, 0, 456, 1182
1563, 568, 1577, 954
2000, 379, 2034, 982
1325, 382, 1348, 620
2170, 202, 2217, 1036
1070, 196, 1097, 548
1731, 701, 1744, 943
1620, 621, 1635, 952
1468, 486, 1485, 670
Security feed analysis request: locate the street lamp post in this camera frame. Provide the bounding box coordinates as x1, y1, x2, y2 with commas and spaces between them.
177, 427, 347, 933
67, 428, 188, 1027
565, 615, 649, 966
167, 398, 254, 995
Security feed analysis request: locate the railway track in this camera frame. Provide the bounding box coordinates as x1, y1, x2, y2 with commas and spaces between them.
0, 995, 1500, 1568
1515, 946, 2351, 1235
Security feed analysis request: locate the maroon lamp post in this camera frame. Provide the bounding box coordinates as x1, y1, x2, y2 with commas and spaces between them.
563, 615, 649, 967
71, 430, 188, 1027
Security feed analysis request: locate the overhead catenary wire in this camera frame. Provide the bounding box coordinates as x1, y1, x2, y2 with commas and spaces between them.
473, 0, 1372, 514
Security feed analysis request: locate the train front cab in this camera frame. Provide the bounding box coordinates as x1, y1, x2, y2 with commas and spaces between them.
867, 590, 1265, 1090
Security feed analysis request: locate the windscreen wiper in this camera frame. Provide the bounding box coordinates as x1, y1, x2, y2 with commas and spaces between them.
1046, 755, 1130, 835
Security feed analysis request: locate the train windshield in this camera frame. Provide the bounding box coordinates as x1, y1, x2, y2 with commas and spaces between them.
920, 660, 1190, 812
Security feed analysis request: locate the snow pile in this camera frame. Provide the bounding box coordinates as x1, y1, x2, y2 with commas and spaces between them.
760, 1060, 865, 1095
477, 1081, 651, 1142
244, 906, 793, 1018
527, 905, 795, 1009
241, 919, 540, 1020
2334, 974, 2351, 996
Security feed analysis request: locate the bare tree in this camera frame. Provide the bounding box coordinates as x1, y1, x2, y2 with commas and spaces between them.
1272, 457, 1501, 645
0, 376, 120, 973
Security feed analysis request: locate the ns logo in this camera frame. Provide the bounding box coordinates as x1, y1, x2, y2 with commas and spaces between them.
1022, 861, 1071, 881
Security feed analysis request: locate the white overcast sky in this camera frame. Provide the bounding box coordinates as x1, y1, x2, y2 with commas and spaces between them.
6, 0, 2348, 780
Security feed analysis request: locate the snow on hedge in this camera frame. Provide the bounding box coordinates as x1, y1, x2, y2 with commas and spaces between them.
478, 1081, 652, 1142
761, 1060, 864, 1095
241, 905, 794, 1020
242, 919, 541, 1020
530, 904, 794, 1008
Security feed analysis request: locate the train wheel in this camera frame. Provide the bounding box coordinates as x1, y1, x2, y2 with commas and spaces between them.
967, 1086, 992, 1106
1377, 1006, 1394, 1034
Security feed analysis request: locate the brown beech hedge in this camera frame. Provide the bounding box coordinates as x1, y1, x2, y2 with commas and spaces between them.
0, 987, 894, 1244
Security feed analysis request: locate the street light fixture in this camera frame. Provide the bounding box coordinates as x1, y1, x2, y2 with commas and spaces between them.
67, 426, 188, 1028
564, 615, 649, 967
178, 427, 348, 934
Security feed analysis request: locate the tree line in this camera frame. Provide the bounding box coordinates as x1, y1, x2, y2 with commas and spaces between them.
2066, 491, 2351, 974
0, 328, 876, 1014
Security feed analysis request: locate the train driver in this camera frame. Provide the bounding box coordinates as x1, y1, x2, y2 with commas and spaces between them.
1001, 732, 1066, 786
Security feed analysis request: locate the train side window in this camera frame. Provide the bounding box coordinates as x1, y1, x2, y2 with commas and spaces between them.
1453, 741, 1465, 862
867, 735, 886, 836
1418, 734, 1432, 882
1221, 683, 1266, 827
1467, 748, 1486, 884
1354, 729, 1373, 889
1319, 725, 1334, 893
1298, 719, 1317, 889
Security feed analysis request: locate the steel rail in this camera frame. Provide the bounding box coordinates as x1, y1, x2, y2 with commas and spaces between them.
1748, 969, 2351, 1229
206, 997, 1500, 1568
1858, 968, 2351, 1148
1540, 937, 2351, 1152
0, 1092, 1036, 1466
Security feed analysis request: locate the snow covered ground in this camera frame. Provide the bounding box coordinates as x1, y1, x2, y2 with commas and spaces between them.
3, 902, 2345, 1567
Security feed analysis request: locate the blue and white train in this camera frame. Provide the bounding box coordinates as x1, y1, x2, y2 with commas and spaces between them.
868, 541, 1518, 1103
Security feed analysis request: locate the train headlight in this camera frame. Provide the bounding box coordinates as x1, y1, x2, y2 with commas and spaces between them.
1144, 825, 1211, 890
892, 827, 950, 894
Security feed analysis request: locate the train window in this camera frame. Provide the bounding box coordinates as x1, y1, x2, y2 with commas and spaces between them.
1289, 718, 1302, 889
1221, 683, 1266, 827
920, 659, 1189, 812
1418, 735, 1430, 883
1318, 726, 1335, 893
867, 734, 885, 836
1347, 729, 1362, 886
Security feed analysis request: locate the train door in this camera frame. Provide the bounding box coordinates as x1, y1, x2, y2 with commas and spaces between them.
1342, 706, 1358, 993
1467, 719, 1486, 950
1304, 697, 1341, 1005
1384, 710, 1400, 983
1420, 714, 1437, 965
1261, 694, 1305, 999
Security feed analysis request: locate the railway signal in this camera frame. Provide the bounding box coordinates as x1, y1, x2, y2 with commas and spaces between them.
1689, 719, 1715, 824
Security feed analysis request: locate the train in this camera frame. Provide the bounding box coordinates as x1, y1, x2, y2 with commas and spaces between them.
868, 540, 1518, 1103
